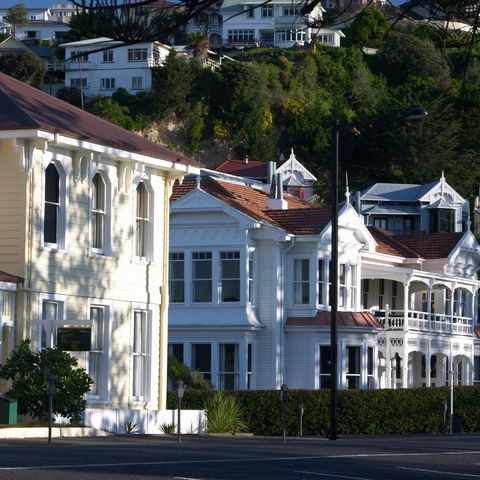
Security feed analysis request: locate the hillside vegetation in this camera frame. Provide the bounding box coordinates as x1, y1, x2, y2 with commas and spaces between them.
63, 15, 480, 201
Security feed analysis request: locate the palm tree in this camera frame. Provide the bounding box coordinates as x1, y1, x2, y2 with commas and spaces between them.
186, 32, 209, 59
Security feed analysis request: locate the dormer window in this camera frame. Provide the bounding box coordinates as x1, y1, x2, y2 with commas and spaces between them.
429, 209, 454, 233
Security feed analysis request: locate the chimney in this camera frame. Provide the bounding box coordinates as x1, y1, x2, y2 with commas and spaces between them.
263, 160, 277, 193
266, 173, 288, 210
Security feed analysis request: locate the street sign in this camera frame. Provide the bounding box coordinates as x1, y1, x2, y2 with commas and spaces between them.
57, 327, 91, 351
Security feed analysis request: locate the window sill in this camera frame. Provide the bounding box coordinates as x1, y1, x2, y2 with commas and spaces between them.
88, 251, 115, 260
42, 244, 67, 253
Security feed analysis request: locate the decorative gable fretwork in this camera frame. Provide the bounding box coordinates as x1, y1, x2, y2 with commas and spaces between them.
13, 138, 48, 173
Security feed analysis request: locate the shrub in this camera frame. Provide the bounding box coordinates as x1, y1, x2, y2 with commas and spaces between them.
0, 340, 93, 423
167, 386, 480, 436
205, 391, 247, 434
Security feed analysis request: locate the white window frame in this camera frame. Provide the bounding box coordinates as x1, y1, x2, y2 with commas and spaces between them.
218, 343, 239, 390
131, 76, 143, 90
261, 4, 273, 17
42, 156, 68, 250
346, 345, 361, 389
133, 179, 153, 262
247, 249, 255, 305
131, 306, 151, 402
100, 77, 116, 90
317, 258, 328, 307
32, 293, 68, 351
219, 251, 241, 303
293, 258, 310, 305
192, 251, 213, 303
169, 252, 185, 303
128, 47, 148, 61
87, 299, 111, 401
102, 49, 113, 62
89, 168, 113, 256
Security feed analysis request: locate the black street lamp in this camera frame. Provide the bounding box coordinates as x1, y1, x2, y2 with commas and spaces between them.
176, 379, 185, 444
329, 108, 428, 441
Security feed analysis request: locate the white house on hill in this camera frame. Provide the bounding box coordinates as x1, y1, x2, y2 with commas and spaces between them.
220, 0, 325, 49
61, 37, 173, 97
169, 171, 480, 392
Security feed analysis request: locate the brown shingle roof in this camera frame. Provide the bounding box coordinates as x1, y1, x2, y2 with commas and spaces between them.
0, 73, 201, 168
286, 311, 383, 329
0, 271, 24, 284
475, 326, 480, 340
171, 177, 331, 234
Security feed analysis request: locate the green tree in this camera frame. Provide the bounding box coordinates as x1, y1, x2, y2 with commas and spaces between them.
186, 100, 208, 154
0, 51, 45, 87
152, 51, 193, 117
87, 96, 141, 130
186, 32, 209, 59
0, 340, 93, 422
57, 86, 83, 107
376, 33, 450, 85
5, 4, 28, 35
345, 7, 389, 48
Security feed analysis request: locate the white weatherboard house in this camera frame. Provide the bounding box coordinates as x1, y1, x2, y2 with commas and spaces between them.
169, 171, 480, 391
220, 0, 325, 49
351, 174, 470, 234
0, 72, 202, 430
61, 37, 173, 97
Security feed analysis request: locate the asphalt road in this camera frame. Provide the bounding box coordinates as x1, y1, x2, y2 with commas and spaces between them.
0, 434, 478, 479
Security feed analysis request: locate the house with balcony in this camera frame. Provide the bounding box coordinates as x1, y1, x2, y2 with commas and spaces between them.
60, 37, 173, 97
168, 170, 480, 391
0, 72, 201, 416
220, 0, 325, 48
351, 174, 470, 234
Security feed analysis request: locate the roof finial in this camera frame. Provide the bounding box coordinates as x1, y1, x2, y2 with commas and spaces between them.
290, 147, 295, 159
345, 171, 350, 204
196, 175, 201, 189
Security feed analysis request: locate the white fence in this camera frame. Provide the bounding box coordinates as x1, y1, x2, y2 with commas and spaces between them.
84, 408, 206, 435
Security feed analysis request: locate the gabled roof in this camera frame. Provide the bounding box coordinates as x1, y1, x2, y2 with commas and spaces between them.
368, 227, 464, 260
360, 182, 437, 202
171, 176, 330, 234
215, 159, 274, 179
368, 227, 422, 258
0, 72, 200, 168
286, 311, 383, 329
394, 232, 464, 259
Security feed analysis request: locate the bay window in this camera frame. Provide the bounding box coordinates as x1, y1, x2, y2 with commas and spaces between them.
294, 259, 310, 304
220, 251, 240, 302
192, 252, 212, 302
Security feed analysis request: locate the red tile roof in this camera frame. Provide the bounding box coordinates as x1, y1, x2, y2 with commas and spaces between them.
368, 227, 463, 260
171, 177, 331, 235
0, 73, 201, 168
394, 232, 463, 259
287, 311, 383, 329
215, 159, 286, 179
368, 227, 422, 258
0, 271, 24, 284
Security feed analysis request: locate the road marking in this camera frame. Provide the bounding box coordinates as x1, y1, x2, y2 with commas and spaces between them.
295, 471, 373, 480
1, 451, 479, 471
399, 467, 480, 478
173, 477, 203, 480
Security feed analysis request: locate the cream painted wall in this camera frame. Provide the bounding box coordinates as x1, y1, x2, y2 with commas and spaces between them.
0, 138, 176, 410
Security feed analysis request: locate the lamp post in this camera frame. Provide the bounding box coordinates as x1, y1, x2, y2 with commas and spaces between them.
280, 384, 288, 443
176, 379, 184, 444
329, 108, 428, 441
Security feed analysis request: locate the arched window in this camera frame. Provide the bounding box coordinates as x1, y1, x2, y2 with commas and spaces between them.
44, 163, 60, 245
91, 173, 106, 252
135, 182, 149, 258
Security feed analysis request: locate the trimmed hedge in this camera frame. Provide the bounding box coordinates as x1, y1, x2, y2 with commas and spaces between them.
167, 386, 480, 435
